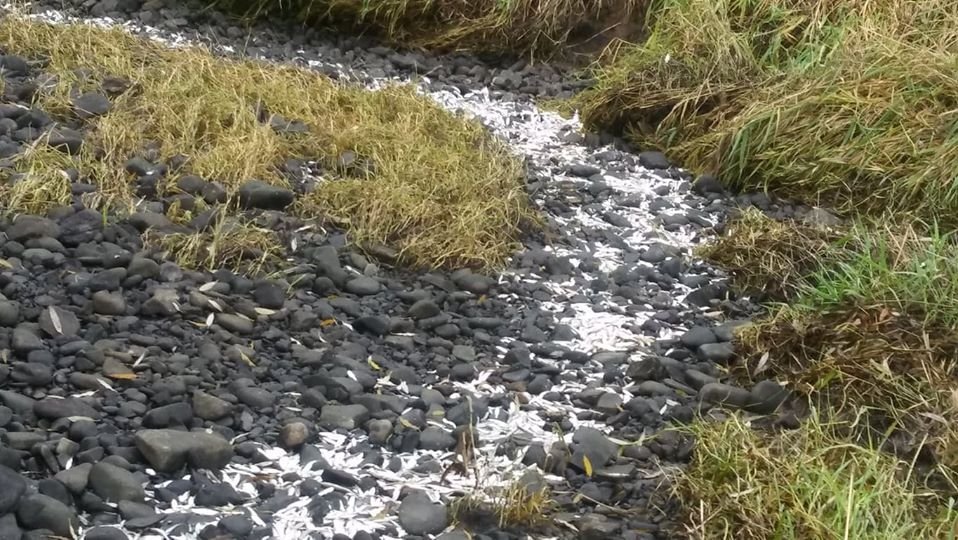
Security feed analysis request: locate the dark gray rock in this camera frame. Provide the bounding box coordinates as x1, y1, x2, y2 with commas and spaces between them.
92, 291, 127, 315
698, 342, 735, 363
12, 362, 52, 386
35, 397, 99, 420
0, 513, 20, 540
418, 427, 455, 450
143, 402, 193, 428
89, 462, 145, 502
7, 215, 60, 241
280, 422, 309, 450
319, 405, 369, 430
747, 380, 790, 414
408, 299, 440, 320
215, 313, 254, 334
345, 277, 380, 296
72, 92, 112, 118
192, 391, 232, 420
571, 427, 617, 470
699, 382, 750, 409
134, 430, 233, 473
238, 180, 295, 210
638, 151, 670, 169
220, 514, 253, 537
367, 419, 393, 445
236, 386, 275, 409
84, 527, 130, 540
54, 463, 93, 494
680, 326, 717, 348
0, 301, 20, 326
253, 280, 286, 309
397, 492, 448, 535
0, 464, 26, 514
452, 271, 490, 294
11, 326, 43, 354
16, 494, 77, 537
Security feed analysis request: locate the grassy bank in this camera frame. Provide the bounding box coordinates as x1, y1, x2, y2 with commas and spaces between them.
214, 0, 642, 55
687, 210, 958, 538
577, 0, 958, 223
0, 17, 536, 270
678, 413, 957, 539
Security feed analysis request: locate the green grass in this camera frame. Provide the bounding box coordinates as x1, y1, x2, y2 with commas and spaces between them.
577, 0, 958, 223
798, 222, 958, 328
678, 413, 958, 540
0, 16, 537, 270
704, 210, 958, 476
214, 0, 642, 55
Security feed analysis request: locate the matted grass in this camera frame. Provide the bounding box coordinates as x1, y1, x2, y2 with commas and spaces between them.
697, 208, 843, 300
703, 211, 958, 478
215, 0, 642, 55
0, 16, 536, 269
678, 413, 958, 540
577, 0, 958, 223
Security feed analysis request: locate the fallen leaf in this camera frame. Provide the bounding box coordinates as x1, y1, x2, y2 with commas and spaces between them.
49, 306, 63, 335
320, 318, 337, 328
108, 372, 137, 380
398, 417, 420, 431
582, 455, 593, 477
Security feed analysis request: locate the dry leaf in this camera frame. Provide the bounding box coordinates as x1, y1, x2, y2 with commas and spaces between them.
320, 318, 337, 328
398, 417, 420, 431
255, 307, 277, 316
108, 372, 137, 380
754, 351, 770, 376
199, 282, 217, 292
49, 306, 63, 335
367, 357, 382, 371
240, 351, 255, 366
582, 455, 593, 477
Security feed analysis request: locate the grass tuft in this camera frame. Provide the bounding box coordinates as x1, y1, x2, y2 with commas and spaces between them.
0, 16, 536, 269
577, 0, 958, 223
678, 413, 958, 540
144, 218, 283, 274
451, 476, 554, 530
697, 208, 842, 300
215, 0, 643, 56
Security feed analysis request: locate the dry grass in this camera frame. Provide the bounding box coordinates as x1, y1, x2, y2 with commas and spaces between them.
0, 16, 536, 269
577, 0, 958, 223
451, 477, 554, 530
144, 218, 284, 273
697, 208, 843, 300
1, 143, 74, 215
736, 306, 958, 473
694, 211, 958, 536
678, 413, 958, 540
216, 0, 643, 55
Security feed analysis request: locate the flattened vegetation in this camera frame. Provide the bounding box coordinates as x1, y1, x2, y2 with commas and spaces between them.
0, 17, 536, 269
